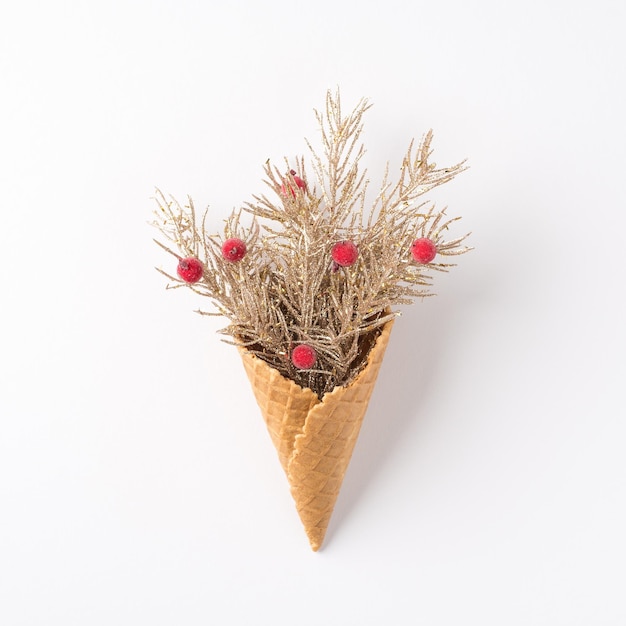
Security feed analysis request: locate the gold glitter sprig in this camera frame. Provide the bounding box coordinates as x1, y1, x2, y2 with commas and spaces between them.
152, 90, 470, 397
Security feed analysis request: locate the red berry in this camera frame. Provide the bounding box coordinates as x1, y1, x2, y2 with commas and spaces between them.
281, 170, 307, 196
331, 240, 359, 267
411, 238, 437, 264
177, 257, 204, 282
291, 344, 316, 370
292, 172, 306, 191
221, 238, 247, 262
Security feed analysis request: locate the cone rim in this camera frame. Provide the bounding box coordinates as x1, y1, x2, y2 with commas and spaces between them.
237, 317, 394, 403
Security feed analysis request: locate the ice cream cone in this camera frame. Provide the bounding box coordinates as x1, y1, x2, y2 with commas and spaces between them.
239, 319, 393, 551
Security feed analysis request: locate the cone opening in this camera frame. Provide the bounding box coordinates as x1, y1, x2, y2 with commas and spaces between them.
238, 313, 392, 400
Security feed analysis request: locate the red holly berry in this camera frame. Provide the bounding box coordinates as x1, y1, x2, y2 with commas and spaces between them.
411, 237, 437, 264
281, 170, 307, 196
291, 344, 316, 370
331, 240, 359, 267
177, 257, 204, 283
221, 238, 247, 262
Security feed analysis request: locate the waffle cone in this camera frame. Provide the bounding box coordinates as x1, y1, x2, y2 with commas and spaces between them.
239, 320, 393, 551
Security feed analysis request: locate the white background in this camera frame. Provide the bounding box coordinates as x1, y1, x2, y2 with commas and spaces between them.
1, 1, 625, 624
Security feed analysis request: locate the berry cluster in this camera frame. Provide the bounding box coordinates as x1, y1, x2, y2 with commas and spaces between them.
154, 91, 469, 396
178, 236, 436, 285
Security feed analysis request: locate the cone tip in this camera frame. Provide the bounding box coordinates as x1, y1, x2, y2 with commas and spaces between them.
306, 528, 325, 552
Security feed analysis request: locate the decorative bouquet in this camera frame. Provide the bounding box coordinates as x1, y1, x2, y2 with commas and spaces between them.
153, 91, 470, 550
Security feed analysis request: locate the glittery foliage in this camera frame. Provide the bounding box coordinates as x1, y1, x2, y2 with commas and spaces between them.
153, 90, 470, 397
